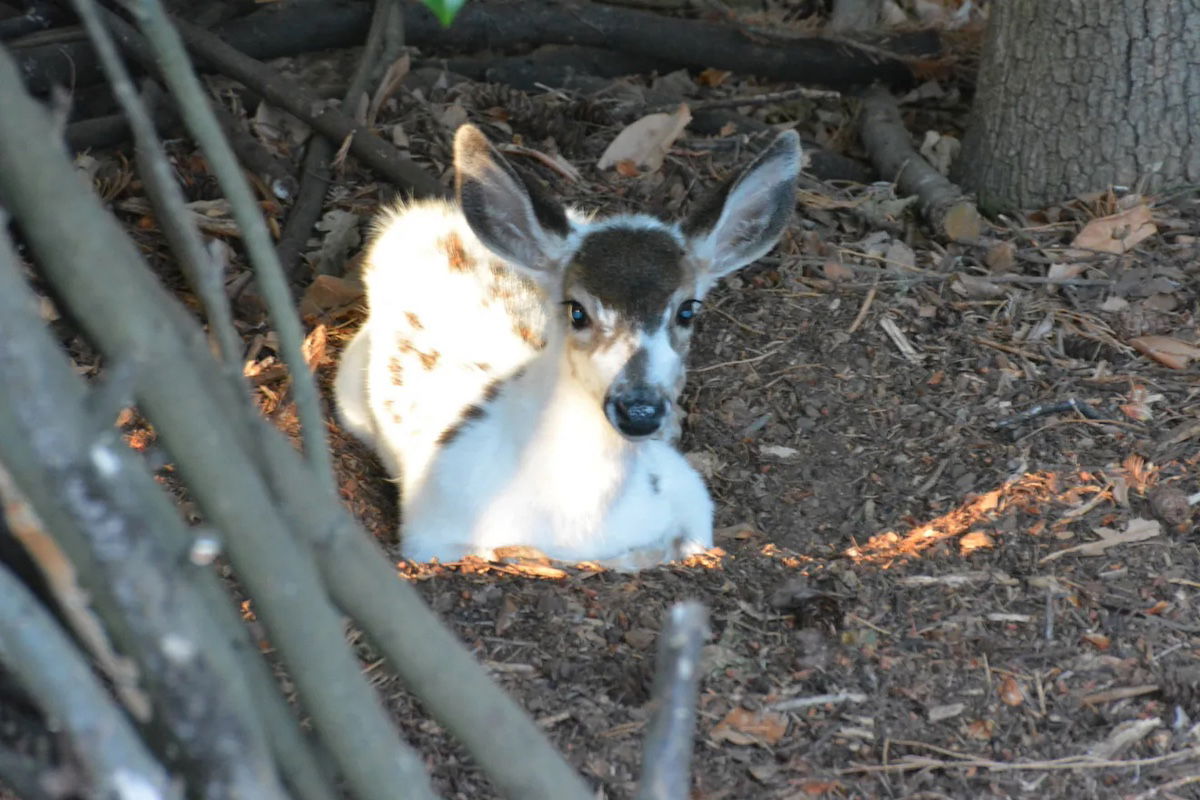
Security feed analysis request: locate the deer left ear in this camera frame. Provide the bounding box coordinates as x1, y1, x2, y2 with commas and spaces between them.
683, 130, 801, 287
455, 124, 571, 275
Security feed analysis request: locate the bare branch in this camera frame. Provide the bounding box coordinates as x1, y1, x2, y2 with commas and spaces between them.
114, 0, 336, 493
0, 565, 176, 799
278, 0, 406, 280
0, 40, 438, 800
636, 602, 709, 800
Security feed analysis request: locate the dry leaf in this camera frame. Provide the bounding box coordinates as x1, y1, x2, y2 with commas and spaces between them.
965, 718, 995, 740
697, 68, 730, 87
1040, 518, 1162, 563
883, 239, 916, 271
984, 240, 1016, 273
953, 273, 1005, 299
760, 445, 801, 461
1129, 335, 1200, 369
998, 675, 1024, 706
299, 274, 363, 318
494, 595, 518, 635
1118, 384, 1163, 421
1071, 204, 1156, 254
302, 324, 327, 370
709, 707, 788, 747
713, 522, 760, 542
798, 780, 843, 796
928, 702, 965, 722
822, 258, 854, 282
959, 530, 994, 554
1087, 718, 1161, 760
1081, 632, 1111, 651
1047, 262, 1084, 282
597, 104, 691, 173
918, 130, 959, 176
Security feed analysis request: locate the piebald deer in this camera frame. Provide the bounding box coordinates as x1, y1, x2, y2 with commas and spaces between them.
335, 124, 800, 569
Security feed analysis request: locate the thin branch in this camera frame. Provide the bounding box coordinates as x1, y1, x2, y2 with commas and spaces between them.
74, 0, 243, 375
278, 0, 404, 280
0, 216, 292, 799
168, 12, 445, 199
0, 564, 177, 799
0, 41, 437, 800
115, 0, 336, 494
636, 602, 708, 800
836, 742, 1200, 775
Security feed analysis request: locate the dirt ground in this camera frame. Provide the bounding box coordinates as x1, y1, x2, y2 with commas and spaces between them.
54, 16, 1200, 800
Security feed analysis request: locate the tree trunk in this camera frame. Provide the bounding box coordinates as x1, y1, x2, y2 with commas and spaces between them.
957, 0, 1200, 212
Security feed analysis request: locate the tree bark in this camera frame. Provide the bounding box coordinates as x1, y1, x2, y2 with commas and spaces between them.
957, 0, 1200, 212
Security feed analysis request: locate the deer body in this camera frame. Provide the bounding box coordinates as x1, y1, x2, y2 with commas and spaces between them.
336, 125, 800, 569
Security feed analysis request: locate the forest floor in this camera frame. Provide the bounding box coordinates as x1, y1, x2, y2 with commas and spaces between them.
90, 14, 1200, 800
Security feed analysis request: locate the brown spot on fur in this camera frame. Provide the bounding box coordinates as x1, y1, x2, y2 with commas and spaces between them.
515, 323, 546, 350
474, 361, 492, 372
405, 311, 424, 330
436, 404, 487, 446
571, 227, 684, 325
396, 334, 439, 370
442, 232, 469, 272
388, 356, 404, 385
482, 378, 504, 403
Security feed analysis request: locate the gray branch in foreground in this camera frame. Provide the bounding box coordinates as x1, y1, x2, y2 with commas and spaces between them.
116, 0, 336, 494
0, 220, 290, 799
636, 602, 709, 800
0, 40, 437, 800
857, 85, 982, 242
255, 428, 597, 800
0, 564, 177, 800
71, 0, 244, 382
1, 22, 593, 800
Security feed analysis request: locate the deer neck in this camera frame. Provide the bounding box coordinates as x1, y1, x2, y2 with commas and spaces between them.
507, 332, 633, 472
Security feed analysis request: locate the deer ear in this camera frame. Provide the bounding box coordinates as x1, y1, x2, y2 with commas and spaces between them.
683, 130, 801, 287
454, 125, 570, 273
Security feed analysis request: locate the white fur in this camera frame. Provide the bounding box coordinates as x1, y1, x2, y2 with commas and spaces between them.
335, 126, 800, 569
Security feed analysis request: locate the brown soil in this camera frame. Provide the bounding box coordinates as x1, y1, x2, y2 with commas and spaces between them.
307, 66, 1200, 799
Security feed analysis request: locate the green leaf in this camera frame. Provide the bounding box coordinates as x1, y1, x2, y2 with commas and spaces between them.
423, 0, 466, 26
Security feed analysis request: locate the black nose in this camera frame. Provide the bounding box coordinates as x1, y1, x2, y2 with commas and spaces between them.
613, 392, 665, 437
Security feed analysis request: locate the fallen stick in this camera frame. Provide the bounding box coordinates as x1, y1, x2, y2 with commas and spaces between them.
405, 0, 916, 91
16, 0, 916, 97
857, 85, 982, 241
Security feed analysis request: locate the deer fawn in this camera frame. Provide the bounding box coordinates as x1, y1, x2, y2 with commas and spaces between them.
335, 124, 800, 569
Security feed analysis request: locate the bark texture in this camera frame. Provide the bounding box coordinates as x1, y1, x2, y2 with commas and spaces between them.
958, 0, 1200, 212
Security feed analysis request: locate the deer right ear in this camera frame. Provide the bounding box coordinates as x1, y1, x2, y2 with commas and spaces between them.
454, 125, 571, 273
683, 130, 801, 290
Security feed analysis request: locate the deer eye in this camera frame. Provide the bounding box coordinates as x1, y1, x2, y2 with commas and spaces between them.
565, 301, 590, 330
675, 300, 701, 327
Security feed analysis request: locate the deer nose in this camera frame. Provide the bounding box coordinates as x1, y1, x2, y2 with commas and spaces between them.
612, 391, 666, 438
